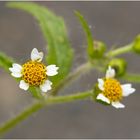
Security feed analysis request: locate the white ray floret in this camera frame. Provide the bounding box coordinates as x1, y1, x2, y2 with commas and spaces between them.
9, 63, 22, 78
19, 80, 29, 91
105, 66, 115, 79
31, 48, 43, 62
98, 78, 104, 91
40, 80, 52, 92
97, 93, 110, 104
46, 65, 59, 76
121, 84, 136, 97
112, 102, 125, 109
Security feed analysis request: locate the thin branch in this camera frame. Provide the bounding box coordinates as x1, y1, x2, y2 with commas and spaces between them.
0, 91, 92, 136
106, 43, 133, 57
51, 62, 92, 95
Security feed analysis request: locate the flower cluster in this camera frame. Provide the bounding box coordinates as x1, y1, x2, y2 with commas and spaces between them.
9, 48, 59, 93
9, 48, 136, 109
96, 66, 135, 108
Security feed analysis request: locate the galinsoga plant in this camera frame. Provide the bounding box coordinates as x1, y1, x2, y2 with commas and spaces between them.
0, 2, 140, 136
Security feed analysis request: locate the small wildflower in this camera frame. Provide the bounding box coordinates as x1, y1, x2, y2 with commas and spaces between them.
96, 66, 135, 108
9, 48, 59, 92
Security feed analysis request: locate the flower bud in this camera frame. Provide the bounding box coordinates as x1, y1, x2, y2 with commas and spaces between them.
133, 34, 140, 54
90, 40, 106, 59
107, 58, 127, 77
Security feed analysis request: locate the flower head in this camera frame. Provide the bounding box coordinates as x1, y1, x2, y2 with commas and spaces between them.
96, 66, 135, 109
9, 48, 59, 93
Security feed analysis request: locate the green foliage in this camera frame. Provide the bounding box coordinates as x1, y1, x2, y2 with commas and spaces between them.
0, 52, 14, 72
75, 11, 94, 58
122, 73, 140, 83
7, 2, 73, 85
75, 11, 106, 59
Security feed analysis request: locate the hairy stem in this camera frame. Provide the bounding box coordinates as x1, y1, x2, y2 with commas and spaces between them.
0, 91, 92, 136
107, 43, 133, 57
0, 102, 43, 137
52, 62, 92, 95
122, 73, 140, 83
48, 91, 92, 104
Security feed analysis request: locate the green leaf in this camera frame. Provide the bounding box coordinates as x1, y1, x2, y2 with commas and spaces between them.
75, 11, 106, 59
75, 11, 94, 58
7, 2, 73, 85
122, 73, 140, 83
0, 52, 14, 72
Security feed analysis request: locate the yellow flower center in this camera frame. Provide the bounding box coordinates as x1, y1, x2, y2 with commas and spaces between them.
22, 61, 47, 86
103, 78, 122, 102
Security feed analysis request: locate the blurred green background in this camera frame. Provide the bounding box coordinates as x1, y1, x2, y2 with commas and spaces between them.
0, 1, 140, 138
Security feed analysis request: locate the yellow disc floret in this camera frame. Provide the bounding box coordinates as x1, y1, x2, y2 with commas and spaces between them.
22, 61, 47, 86
103, 78, 122, 102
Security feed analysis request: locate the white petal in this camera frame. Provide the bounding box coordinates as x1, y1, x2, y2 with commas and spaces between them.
46, 65, 59, 76
11, 72, 22, 78
98, 78, 104, 91
31, 48, 43, 62
96, 93, 110, 104
9, 63, 22, 73
112, 102, 125, 109
121, 84, 136, 97
106, 66, 115, 78
19, 80, 29, 91
40, 80, 52, 92
9, 63, 22, 78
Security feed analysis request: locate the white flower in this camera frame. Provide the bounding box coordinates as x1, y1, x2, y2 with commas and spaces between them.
96, 66, 135, 109
9, 48, 59, 93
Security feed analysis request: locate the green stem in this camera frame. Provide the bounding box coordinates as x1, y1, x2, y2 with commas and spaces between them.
47, 91, 92, 104
107, 43, 133, 57
122, 73, 140, 83
52, 62, 92, 95
0, 102, 44, 137
0, 91, 92, 136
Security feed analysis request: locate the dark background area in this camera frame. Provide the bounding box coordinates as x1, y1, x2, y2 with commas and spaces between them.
0, 1, 140, 138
